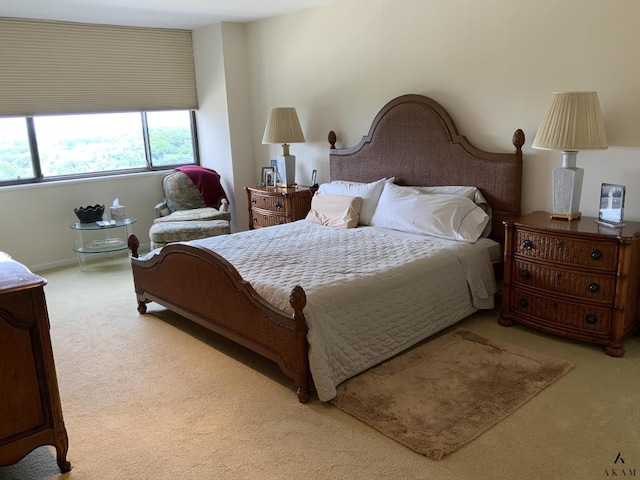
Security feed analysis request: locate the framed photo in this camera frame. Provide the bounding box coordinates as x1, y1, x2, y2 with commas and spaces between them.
310, 169, 317, 186
598, 183, 625, 227
270, 159, 282, 184
263, 167, 276, 188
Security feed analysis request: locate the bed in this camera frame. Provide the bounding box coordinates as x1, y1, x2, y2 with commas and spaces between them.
128, 94, 524, 403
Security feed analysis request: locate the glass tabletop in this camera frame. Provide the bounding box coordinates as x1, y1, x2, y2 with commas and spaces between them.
70, 218, 137, 230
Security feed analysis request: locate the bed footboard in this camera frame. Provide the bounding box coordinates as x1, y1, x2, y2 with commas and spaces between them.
127, 235, 311, 403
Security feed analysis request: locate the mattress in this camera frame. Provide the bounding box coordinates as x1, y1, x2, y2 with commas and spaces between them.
181, 221, 498, 401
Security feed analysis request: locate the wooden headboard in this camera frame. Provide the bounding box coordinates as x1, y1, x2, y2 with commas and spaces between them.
328, 94, 524, 244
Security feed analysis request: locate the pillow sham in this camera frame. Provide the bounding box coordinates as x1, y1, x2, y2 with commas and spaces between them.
305, 193, 363, 229
317, 178, 388, 225
369, 182, 489, 242
407, 185, 492, 237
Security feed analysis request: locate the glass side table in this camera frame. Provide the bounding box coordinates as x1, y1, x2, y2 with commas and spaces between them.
70, 218, 137, 270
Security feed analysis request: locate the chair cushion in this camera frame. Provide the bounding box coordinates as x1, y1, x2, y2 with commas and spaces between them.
153, 207, 231, 223
149, 220, 231, 246
162, 171, 207, 212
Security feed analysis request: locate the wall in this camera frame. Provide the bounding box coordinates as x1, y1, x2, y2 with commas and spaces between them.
0, 173, 163, 271
246, 0, 640, 220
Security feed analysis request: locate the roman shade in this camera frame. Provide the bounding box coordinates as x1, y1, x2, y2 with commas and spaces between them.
0, 18, 198, 117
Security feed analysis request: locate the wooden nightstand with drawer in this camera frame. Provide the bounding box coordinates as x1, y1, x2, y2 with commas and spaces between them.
499, 211, 640, 357
245, 186, 314, 229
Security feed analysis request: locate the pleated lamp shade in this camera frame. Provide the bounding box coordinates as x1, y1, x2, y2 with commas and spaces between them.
532, 91, 608, 151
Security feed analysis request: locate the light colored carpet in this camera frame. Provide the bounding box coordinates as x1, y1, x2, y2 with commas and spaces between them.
0, 256, 639, 479
331, 328, 573, 460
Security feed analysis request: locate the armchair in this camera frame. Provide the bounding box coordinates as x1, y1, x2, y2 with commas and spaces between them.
149, 167, 231, 249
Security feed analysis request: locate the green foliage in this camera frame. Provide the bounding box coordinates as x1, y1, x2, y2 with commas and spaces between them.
0, 126, 195, 181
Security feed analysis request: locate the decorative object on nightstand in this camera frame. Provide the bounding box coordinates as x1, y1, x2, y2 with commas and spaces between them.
262, 107, 306, 188
499, 211, 640, 357
532, 91, 608, 220
245, 185, 315, 229
597, 183, 625, 228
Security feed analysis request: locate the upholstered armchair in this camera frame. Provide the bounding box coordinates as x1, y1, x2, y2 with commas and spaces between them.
149, 167, 231, 249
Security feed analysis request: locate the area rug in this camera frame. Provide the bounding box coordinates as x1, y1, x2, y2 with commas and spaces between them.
330, 328, 573, 461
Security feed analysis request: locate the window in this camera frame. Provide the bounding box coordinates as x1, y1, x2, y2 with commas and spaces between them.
0, 110, 198, 185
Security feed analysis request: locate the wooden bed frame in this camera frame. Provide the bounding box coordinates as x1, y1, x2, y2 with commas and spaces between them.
128, 94, 524, 403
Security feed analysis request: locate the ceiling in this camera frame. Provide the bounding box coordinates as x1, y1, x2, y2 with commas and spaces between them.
0, 0, 339, 29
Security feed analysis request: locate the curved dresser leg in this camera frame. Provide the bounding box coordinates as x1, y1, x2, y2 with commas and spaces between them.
55, 428, 72, 473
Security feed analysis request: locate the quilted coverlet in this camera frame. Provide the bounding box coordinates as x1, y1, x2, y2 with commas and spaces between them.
172, 221, 497, 401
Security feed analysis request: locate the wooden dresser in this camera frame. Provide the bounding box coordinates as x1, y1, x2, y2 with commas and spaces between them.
245, 186, 314, 229
499, 211, 640, 357
0, 254, 71, 472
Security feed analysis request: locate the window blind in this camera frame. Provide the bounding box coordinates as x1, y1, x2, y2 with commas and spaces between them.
0, 18, 198, 116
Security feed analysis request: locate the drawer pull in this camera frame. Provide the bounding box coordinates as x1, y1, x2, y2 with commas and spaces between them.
519, 298, 529, 308
252, 217, 258, 224
251, 198, 257, 205
520, 269, 531, 279
275, 201, 284, 210
588, 283, 600, 293
585, 314, 598, 325
522, 239, 533, 250
591, 249, 603, 261
556, 239, 564, 247
276, 218, 285, 225
555, 272, 562, 279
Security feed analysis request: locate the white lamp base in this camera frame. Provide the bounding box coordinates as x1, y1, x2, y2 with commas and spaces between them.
276, 155, 296, 188
551, 151, 583, 220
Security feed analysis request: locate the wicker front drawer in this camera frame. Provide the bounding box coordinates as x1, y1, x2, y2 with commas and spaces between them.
514, 229, 618, 271
249, 192, 287, 214
510, 287, 612, 336
251, 210, 287, 229
511, 259, 616, 303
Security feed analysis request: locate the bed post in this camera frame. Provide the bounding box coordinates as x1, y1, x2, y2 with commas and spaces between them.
290, 285, 310, 403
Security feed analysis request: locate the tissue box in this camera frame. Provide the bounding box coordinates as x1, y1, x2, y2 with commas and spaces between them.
110, 206, 126, 221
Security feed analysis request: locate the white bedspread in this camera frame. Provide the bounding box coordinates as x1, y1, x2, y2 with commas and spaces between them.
178, 221, 497, 401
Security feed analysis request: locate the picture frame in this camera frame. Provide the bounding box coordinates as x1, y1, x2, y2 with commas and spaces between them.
597, 183, 625, 227
270, 159, 282, 184
263, 167, 276, 188
310, 169, 317, 187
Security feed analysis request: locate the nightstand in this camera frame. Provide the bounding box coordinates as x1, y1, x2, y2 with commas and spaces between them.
499, 211, 640, 357
245, 186, 315, 229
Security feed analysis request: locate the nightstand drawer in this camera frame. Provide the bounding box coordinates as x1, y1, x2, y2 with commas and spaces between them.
514, 229, 618, 271
511, 259, 615, 303
510, 287, 612, 335
249, 192, 287, 213
250, 210, 287, 229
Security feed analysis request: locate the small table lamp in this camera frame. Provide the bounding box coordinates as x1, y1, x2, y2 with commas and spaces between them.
262, 107, 306, 187
532, 91, 608, 220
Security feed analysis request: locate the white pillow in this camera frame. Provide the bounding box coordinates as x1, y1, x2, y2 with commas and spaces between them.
369, 182, 489, 242
408, 185, 492, 237
305, 193, 363, 229
317, 178, 388, 225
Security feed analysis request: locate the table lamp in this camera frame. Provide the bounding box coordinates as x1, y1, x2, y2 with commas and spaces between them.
532, 91, 608, 220
262, 107, 305, 187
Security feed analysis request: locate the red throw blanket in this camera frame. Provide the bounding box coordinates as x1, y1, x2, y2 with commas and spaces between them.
176, 166, 228, 210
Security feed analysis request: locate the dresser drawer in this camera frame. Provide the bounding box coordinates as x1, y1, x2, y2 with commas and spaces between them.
250, 209, 287, 229
511, 259, 615, 303
249, 192, 287, 213
514, 229, 618, 271
510, 287, 612, 335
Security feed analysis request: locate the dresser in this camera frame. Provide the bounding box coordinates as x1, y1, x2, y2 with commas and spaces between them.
245, 186, 314, 229
499, 212, 640, 357
0, 255, 71, 472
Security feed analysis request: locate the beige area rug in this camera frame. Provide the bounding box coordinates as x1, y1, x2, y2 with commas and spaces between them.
331, 328, 573, 461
